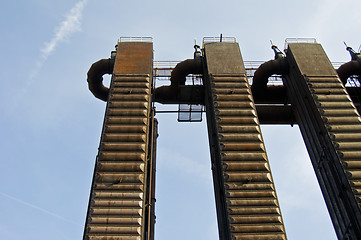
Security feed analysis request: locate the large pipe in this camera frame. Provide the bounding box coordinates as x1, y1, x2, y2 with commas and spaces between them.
154, 46, 203, 103
153, 85, 204, 104
251, 45, 288, 99
87, 58, 115, 101
337, 61, 361, 85
256, 105, 296, 125
170, 58, 203, 87
337, 46, 361, 85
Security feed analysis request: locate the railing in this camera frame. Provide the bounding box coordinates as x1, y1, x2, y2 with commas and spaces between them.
153, 61, 203, 88
152, 61, 358, 86
331, 62, 344, 69
154, 61, 179, 69
284, 38, 317, 49
244, 61, 264, 69
177, 104, 204, 122
118, 37, 153, 43
203, 36, 236, 45
153, 61, 180, 80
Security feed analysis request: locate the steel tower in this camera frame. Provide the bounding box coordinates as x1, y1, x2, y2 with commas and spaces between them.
83, 37, 361, 240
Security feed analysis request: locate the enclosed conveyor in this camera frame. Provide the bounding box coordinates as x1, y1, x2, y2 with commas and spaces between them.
203, 42, 287, 240
84, 41, 156, 240
282, 41, 361, 239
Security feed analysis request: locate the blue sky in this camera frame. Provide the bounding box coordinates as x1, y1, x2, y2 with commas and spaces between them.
1, 0, 361, 239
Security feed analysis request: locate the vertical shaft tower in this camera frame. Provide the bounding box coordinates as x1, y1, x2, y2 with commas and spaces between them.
283, 42, 361, 239
84, 41, 156, 240
203, 42, 287, 239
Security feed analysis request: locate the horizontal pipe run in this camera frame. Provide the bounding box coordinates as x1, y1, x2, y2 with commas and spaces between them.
153, 85, 204, 104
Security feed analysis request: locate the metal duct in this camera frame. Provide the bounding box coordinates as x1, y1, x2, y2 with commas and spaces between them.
251, 45, 288, 98
337, 45, 361, 85
154, 46, 203, 103
337, 61, 361, 85
170, 58, 203, 87
87, 58, 115, 101
153, 85, 204, 104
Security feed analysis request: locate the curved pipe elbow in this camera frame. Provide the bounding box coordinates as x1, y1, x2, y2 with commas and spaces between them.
337, 60, 361, 85
251, 58, 288, 93
87, 59, 115, 101
170, 59, 203, 87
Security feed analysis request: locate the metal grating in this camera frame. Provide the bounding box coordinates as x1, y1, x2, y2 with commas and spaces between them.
177, 104, 203, 122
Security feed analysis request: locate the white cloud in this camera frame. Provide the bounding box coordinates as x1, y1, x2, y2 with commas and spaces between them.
7, 0, 89, 114
31, 0, 88, 79
10, 0, 90, 113
41, 0, 87, 59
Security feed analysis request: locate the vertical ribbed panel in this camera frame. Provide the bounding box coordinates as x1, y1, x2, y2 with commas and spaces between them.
84, 42, 153, 240
308, 75, 361, 208
204, 42, 287, 240
84, 74, 151, 240
211, 75, 286, 240
284, 42, 361, 239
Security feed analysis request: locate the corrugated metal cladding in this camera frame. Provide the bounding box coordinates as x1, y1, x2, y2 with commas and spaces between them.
313, 75, 361, 205
285, 43, 361, 239
83, 42, 154, 240
203, 42, 287, 240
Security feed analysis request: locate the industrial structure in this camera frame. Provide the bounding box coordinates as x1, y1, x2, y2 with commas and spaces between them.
83, 37, 361, 240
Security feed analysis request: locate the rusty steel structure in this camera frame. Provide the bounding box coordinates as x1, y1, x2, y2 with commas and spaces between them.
84, 40, 156, 240
83, 37, 361, 240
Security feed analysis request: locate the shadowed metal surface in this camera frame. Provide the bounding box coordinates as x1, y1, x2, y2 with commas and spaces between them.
87, 58, 114, 101
203, 42, 287, 240
83, 42, 155, 240
284, 42, 361, 239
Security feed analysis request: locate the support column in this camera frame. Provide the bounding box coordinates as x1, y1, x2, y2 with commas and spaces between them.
203, 42, 287, 240
284, 42, 361, 239
83, 42, 154, 240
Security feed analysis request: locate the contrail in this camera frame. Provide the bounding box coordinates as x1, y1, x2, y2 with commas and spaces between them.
30, 0, 88, 79
0, 191, 82, 227
41, 0, 88, 60
9, 0, 89, 112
